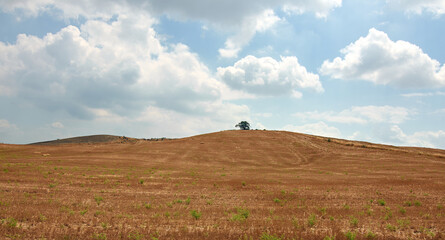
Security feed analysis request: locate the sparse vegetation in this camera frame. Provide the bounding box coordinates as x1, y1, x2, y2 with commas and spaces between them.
231, 207, 250, 222
190, 210, 201, 220
307, 214, 316, 227
377, 199, 385, 206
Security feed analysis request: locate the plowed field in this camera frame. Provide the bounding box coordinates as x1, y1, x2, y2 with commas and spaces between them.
1, 130, 444, 239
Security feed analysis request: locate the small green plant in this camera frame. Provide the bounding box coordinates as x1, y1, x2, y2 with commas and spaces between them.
37, 214, 46, 222
384, 208, 393, 220
345, 231, 356, 240
231, 207, 249, 222
307, 214, 316, 227
190, 210, 201, 220
144, 202, 151, 209
6, 217, 17, 228
319, 207, 327, 215
92, 233, 107, 240
397, 219, 410, 228
414, 200, 422, 206
80, 210, 88, 216
323, 236, 335, 240
350, 216, 358, 227
377, 199, 385, 206
128, 232, 143, 240
386, 223, 396, 231
101, 222, 108, 229
366, 231, 376, 239
260, 233, 282, 240
94, 195, 103, 205
185, 197, 191, 205
343, 204, 350, 210
273, 198, 281, 204
437, 204, 443, 210
398, 206, 406, 214
242, 181, 246, 186
139, 179, 144, 184
404, 201, 412, 206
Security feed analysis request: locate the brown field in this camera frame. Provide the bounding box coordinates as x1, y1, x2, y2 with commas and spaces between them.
0, 130, 444, 239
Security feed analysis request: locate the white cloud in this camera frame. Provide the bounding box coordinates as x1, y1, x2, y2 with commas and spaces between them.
294, 106, 412, 124
0, 0, 342, 59
401, 91, 445, 97
283, 121, 342, 138
320, 28, 445, 88
387, 0, 445, 15
0, 13, 251, 139
379, 125, 445, 149
217, 55, 323, 97
218, 10, 280, 58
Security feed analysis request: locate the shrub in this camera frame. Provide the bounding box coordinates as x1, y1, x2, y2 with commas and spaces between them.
94, 195, 103, 205
366, 231, 376, 239
377, 199, 385, 206
398, 206, 406, 214
386, 224, 396, 231
350, 216, 358, 227
231, 208, 249, 222
345, 231, 356, 240
190, 210, 201, 220
307, 214, 316, 227
6, 217, 17, 228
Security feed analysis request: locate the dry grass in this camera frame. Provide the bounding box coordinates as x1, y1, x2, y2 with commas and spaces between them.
0, 130, 444, 239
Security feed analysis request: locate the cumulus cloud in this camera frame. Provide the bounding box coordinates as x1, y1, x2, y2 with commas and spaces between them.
218, 10, 281, 58
283, 122, 342, 138
0, 0, 342, 58
320, 28, 445, 88
0, 13, 250, 139
217, 55, 323, 97
293, 106, 412, 124
387, 0, 445, 15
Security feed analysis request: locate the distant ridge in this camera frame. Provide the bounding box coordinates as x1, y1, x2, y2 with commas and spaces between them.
30, 135, 132, 145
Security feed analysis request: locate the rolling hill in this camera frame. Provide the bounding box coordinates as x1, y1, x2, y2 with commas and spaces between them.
0, 130, 444, 239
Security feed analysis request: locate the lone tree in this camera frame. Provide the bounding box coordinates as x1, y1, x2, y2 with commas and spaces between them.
235, 121, 250, 130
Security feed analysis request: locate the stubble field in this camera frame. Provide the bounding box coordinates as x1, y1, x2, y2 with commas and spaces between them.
0, 130, 444, 239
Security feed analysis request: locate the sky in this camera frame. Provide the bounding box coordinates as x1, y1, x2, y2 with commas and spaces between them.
0, 0, 445, 148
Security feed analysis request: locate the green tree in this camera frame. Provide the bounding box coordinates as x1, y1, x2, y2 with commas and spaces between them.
235, 121, 250, 130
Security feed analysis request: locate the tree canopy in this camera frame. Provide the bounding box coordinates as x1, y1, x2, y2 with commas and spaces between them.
235, 121, 250, 130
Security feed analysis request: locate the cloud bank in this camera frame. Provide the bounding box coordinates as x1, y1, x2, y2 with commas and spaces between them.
0, 14, 250, 139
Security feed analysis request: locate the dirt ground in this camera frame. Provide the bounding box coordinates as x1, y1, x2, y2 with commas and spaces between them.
0, 130, 444, 239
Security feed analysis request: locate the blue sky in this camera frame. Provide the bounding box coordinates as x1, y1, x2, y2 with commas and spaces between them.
1, 0, 445, 148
